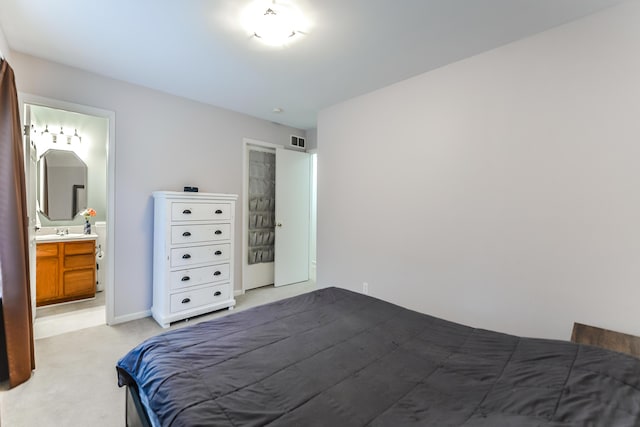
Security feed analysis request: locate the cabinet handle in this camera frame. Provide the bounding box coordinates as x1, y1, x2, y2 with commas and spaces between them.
214, 230, 222, 235
182, 209, 192, 215
181, 276, 190, 282
182, 231, 191, 237
182, 253, 191, 259
215, 209, 223, 214
214, 250, 222, 256
213, 271, 221, 276
181, 298, 191, 304
214, 291, 222, 296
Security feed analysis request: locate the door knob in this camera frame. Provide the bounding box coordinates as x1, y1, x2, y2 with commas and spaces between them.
276, 223, 282, 227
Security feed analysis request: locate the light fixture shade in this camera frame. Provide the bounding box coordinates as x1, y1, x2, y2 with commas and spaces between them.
57, 127, 68, 144
70, 129, 81, 144
42, 125, 54, 144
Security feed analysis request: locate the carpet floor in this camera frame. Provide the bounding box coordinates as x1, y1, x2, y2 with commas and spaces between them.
0, 281, 316, 427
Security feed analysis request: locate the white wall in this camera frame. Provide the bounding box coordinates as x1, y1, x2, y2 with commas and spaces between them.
11, 52, 303, 321
317, 1, 640, 340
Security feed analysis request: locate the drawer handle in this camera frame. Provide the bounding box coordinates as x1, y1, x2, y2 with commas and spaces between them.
213, 271, 221, 276
214, 291, 222, 297
182, 253, 191, 259
181, 298, 191, 304
182, 231, 191, 237
215, 230, 222, 235
182, 209, 192, 215
215, 209, 223, 214
181, 276, 190, 282
214, 250, 222, 256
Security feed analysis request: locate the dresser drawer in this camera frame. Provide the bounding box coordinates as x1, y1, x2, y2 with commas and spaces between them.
171, 224, 231, 245
64, 253, 95, 269
170, 243, 230, 267
171, 202, 231, 221
169, 264, 230, 290
37, 242, 58, 257
64, 240, 95, 255
170, 284, 230, 314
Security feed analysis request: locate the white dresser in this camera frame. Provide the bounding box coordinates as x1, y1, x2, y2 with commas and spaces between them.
152, 191, 237, 328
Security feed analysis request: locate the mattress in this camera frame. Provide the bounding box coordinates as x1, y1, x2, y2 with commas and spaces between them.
117, 287, 640, 426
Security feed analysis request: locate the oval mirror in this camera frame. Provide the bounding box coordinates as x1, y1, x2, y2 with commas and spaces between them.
37, 149, 88, 220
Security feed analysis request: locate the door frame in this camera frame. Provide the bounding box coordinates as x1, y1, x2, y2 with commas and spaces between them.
308, 149, 317, 283
19, 93, 117, 325
241, 138, 280, 294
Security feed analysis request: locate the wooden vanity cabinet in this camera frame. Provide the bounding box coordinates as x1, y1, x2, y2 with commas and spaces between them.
36, 240, 96, 306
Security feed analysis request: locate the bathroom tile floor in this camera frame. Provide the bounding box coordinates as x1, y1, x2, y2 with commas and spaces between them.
34, 292, 107, 340
35, 290, 105, 318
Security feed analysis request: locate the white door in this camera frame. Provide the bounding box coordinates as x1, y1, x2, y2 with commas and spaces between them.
22, 105, 38, 318
274, 147, 310, 287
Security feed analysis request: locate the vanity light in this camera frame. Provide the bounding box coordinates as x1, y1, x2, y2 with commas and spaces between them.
38, 124, 83, 145
41, 125, 54, 144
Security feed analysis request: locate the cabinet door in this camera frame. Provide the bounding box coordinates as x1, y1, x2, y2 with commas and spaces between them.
36, 256, 59, 305
63, 269, 95, 298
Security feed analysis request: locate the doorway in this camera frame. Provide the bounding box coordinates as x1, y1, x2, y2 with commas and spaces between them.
242, 139, 315, 292
20, 95, 115, 338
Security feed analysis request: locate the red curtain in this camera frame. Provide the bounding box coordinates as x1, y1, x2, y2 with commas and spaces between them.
0, 58, 35, 387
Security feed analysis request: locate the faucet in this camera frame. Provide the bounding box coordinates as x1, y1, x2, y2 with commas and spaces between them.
55, 228, 69, 236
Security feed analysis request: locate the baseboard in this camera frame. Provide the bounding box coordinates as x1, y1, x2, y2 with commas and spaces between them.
110, 309, 151, 325
234, 289, 244, 296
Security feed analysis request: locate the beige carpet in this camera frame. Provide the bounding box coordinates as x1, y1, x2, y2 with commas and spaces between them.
0, 281, 316, 427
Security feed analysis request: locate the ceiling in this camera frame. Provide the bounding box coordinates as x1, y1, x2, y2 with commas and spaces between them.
0, 0, 627, 130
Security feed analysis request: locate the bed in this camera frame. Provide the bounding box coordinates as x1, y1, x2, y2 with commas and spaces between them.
116, 287, 640, 426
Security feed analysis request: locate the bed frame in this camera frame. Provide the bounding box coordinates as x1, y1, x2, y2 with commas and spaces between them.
125, 383, 152, 427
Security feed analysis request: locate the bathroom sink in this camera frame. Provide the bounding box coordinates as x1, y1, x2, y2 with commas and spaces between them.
36, 233, 98, 243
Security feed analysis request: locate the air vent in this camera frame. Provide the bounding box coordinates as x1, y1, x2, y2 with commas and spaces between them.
290, 135, 306, 150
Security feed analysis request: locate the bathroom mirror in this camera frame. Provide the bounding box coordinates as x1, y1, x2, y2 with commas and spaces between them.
37, 149, 88, 220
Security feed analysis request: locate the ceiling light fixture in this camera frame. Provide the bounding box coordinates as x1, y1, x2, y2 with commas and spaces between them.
254, 6, 295, 43
244, 0, 307, 46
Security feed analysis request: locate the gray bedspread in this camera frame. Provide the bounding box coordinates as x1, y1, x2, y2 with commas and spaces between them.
117, 287, 640, 426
